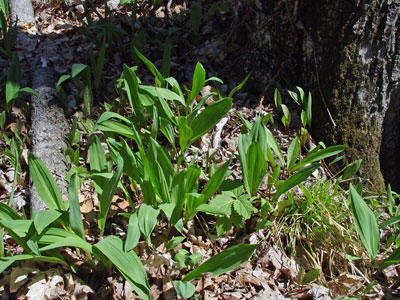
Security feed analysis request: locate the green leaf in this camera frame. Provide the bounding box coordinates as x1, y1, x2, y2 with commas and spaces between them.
265, 128, 285, 166
139, 86, 184, 105
272, 163, 320, 202
6, 52, 21, 112
125, 213, 140, 252
0, 202, 22, 220
291, 145, 346, 172
98, 156, 124, 235
69, 174, 85, 239
228, 74, 249, 98
56, 74, 71, 89
28, 153, 65, 210
71, 64, 88, 78
274, 88, 282, 108
173, 280, 196, 299
189, 97, 232, 145
201, 159, 231, 203
379, 247, 400, 271
380, 216, 400, 229
342, 159, 362, 180
183, 244, 258, 281
133, 47, 164, 86
234, 197, 257, 219
94, 236, 151, 300
89, 135, 108, 192
287, 137, 300, 171
301, 269, 319, 284
166, 236, 185, 251
93, 37, 106, 88
19, 87, 38, 98
349, 184, 380, 259
138, 204, 160, 245
38, 227, 92, 253
33, 209, 63, 235
245, 142, 267, 196
188, 62, 206, 108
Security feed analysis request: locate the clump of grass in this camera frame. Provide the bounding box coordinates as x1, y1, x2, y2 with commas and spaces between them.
270, 176, 368, 282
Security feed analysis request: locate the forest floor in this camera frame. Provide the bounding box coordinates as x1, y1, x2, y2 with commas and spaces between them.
0, 1, 399, 299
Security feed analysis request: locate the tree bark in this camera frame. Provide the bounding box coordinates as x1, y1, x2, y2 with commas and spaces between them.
9, 0, 69, 212
238, 0, 400, 191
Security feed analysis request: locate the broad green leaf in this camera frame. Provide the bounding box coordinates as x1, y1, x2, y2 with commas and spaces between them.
34, 209, 63, 235
265, 128, 285, 166
234, 197, 257, 219
38, 228, 92, 253
238, 131, 252, 186
19, 87, 38, 98
134, 47, 164, 86
173, 280, 196, 299
96, 120, 135, 139
245, 142, 267, 196
201, 159, 231, 203
98, 156, 124, 235
188, 62, 205, 107
249, 117, 268, 157
291, 145, 346, 172
185, 193, 205, 220
71, 64, 88, 77
178, 117, 193, 151
166, 236, 186, 251
274, 88, 282, 108
6, 52, 21, 112
287, 137, 300, 170
0, 220, 33, 252
138, 204, 160, 245
199, 194, 233, 216
272, 163, 320, 202
0, 202, 22, 220
342, 159, 362, 180
183, 244, 258, 281
380, 216, 400, 228
89, 135, 108, 192
28, 153, 65, 210
189, 97, 232, 145
301, 269, 319, 284
125, 213, 140, 252
387, 184, 395, 215
122, 64, 146, 126
55, 74, 71, 89
95, 236, 150, 300
349, 184, 380, 259
139, 86, 184, 105
0, 254, 68, 275
69, 174, 85, 240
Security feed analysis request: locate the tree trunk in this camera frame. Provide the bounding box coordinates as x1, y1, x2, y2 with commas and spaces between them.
238, 0, 400, 191
9, 0, 69, 212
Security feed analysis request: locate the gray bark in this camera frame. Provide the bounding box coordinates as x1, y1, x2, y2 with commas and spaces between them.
9, 0, 69, 212
30, 65, 69, 213
10, 0, 35, 25
238, 0, 400, 191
